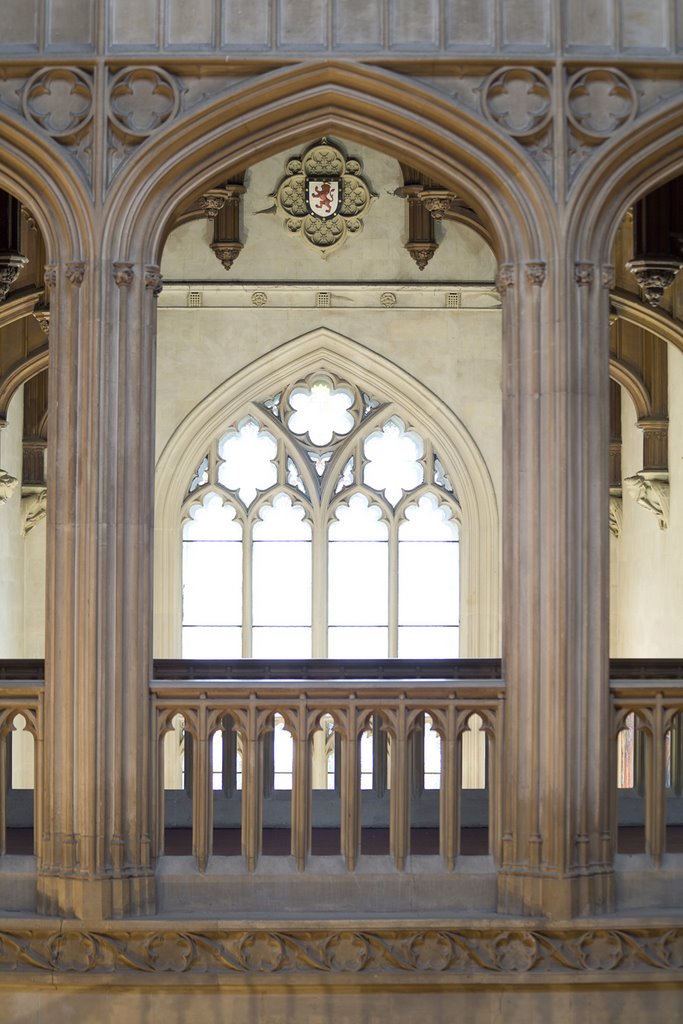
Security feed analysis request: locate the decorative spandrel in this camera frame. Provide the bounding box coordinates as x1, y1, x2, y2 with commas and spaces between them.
273, 139, 373, 256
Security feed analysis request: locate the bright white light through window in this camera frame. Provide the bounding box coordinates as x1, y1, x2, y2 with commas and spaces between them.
218, 418, 277, 506
363, 417, 424, 506
288, 377, 354, 445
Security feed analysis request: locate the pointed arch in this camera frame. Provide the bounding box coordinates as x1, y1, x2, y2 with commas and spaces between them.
155, 328, 499, 660
105, 61, 555, 267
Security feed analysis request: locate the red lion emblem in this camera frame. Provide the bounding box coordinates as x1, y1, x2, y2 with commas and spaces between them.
311, 181, 335, 214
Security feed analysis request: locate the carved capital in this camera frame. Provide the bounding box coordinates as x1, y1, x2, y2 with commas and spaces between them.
624, 472, 669, 530
22, 486, 47, 534
609, 494, 623, 539
405, 242, 437, 271
113, 260, 134, 287
0, 253, 28, 302
144, 265, 163, 297
44, 263, 57, 290
419, 189, 457, 220
65, 261, 85, 287
32, 307, 51, 335
198, 190, 227, 218
210, 242, 243, 273
496, 263, 515, 295
601, 264, 615, 290
574, 261, 594, 286
525, 260, 546, 286
625, 257, 682, 308
0, 469, 19, 504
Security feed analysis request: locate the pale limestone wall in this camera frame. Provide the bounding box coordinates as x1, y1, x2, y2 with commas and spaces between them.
22, 516, 45, 658
0, 390, 24, 658
0, 0, 680, 55
610, 345, 683, 657
2, 982, 682, 1024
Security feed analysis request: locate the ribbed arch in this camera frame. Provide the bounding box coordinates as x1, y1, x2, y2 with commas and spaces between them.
155, 328, 499, 660
104, 61, 554, 267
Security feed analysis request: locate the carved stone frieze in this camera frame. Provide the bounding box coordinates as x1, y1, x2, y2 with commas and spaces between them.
0, 469, 18, 504
273, 139, 373, 256
0, 924, 679, 977
624, 473, 669, 530
113, 261, 134, 287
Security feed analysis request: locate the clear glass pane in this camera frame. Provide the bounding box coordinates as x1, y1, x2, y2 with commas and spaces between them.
182, 625, 242, 658
183, 541, 242, 625
253, 493, 311, 540
397, 626, 459, 658
398, 543, 459, 626
363, 417, 424, 505
212, 731, 223, 790
183, 493, 241, 541
328, 542, 388, 625
252, 626, 312, 658
328, 626, 389, 658
288, 377, 354, 445
329, 493, 388, 541
399, 492, 459, 541
273, 713, 293, 790
218, 418, 277, 505
253, 494, 312, 628
424, 714, 441, 790
360, 726, 373, 789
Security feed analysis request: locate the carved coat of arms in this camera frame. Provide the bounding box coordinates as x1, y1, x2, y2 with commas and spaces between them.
273, 139, 372, 255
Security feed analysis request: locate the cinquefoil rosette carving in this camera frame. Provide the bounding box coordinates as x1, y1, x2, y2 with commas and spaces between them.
325, 933, 369, 972
145, 932, 194, 971
273, 139, 373, 256
493, 931, 538, 972
576, 930, 623, 970
49, 932, 98, 971
239, 933, 284, 972
410, 931, 453, 970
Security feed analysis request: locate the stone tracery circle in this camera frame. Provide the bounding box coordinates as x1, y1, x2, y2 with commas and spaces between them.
481, 66, 552, 138
567, 68, 637, 140
109, 66, 181, 138
22, 67, 93, 138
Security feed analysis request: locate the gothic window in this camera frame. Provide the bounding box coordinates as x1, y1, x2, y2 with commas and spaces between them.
181, 372, 460, 659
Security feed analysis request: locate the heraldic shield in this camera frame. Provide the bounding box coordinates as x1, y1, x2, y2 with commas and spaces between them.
273, 139, 373, 255
306, 176, 342, 219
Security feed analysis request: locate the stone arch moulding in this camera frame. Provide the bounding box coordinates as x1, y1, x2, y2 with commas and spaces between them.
104, 61, 556, 269
154, 328, 500, 661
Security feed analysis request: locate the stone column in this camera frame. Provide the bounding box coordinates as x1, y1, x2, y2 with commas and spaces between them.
37, 258, 158, 918
497, 258, 614, 918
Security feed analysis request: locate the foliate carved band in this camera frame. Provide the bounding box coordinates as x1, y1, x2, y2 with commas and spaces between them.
495, 263, 515, 295
525, 261, 547, 286
0, 925, 680, 976
575, 262, 594, 286
113, 261, 134, 287
65, 261, 85, 287
144, 265, 163, 297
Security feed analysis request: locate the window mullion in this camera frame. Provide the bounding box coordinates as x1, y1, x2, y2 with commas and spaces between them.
388, 516, 399, 658
243, 514, 253, 657
312, 504, 327, 658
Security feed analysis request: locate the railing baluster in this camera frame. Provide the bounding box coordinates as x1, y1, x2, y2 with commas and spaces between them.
192, 701, 212, 873
241, 696, 262, 872
340, 699, 360, 871
389, 697, 410, 871
440, 701, 459, 870
291, 696, 311, 871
